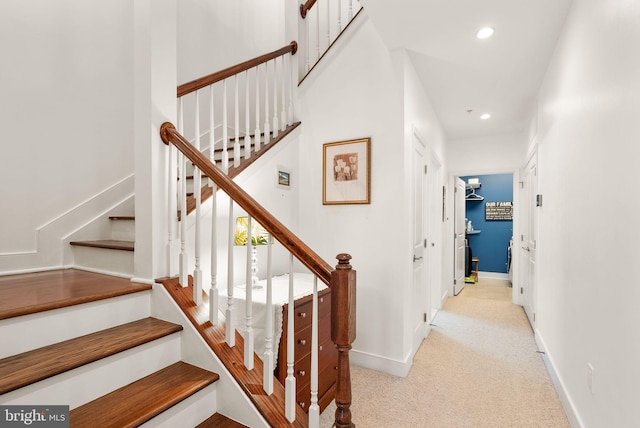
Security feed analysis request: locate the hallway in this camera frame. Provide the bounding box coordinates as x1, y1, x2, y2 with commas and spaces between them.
321, 278, 569, 427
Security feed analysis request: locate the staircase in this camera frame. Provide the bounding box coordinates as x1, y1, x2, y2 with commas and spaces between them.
0, 269, 246, 427
68, 122, 301, 276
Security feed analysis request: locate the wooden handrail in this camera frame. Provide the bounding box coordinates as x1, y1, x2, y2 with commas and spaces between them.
177, 41, 298, 98
160, 122, 332, 284
300, 0, 317, 19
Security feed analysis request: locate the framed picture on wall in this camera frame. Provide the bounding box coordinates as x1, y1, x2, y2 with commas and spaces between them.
322, 137, 371, 205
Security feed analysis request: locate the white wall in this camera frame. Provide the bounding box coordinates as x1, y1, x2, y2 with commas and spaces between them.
402, 51, 449, 346
0, 1, 134, 271
532, 0, 640, 426
177, 0, 286, 84
297, 12, 438, 376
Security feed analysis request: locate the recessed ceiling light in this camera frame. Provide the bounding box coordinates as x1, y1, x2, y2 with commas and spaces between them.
476, 27, 495, 39
480, 113, 491, 120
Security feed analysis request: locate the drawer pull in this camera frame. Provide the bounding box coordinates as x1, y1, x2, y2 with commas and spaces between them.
298, 370, 306, 377
298, 339, 307, 345
298, 312, 307, 318
320, 297, 324, 303
319, 345, 323, 351
299, 402, 306, 408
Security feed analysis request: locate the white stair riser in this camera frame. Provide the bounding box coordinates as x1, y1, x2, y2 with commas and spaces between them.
0, 291, 150, 359
111, 220, 135, 241
0, 334, 181, 408
72, 247, 134, 277
140, 384, 217, 428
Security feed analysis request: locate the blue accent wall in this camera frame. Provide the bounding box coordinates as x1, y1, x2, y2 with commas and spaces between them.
461, 173, 513, 274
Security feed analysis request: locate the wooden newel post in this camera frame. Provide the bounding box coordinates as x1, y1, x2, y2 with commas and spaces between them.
331, 253, 356, 428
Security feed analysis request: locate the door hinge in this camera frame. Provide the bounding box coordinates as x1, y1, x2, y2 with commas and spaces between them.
520, 234, 524, 241
424, 165, 428, 174
424, 239, 427, 248
520, 287, 524, 294
424, 313, 428, 322
454, 279, 457, 285
534, 313, 536, 322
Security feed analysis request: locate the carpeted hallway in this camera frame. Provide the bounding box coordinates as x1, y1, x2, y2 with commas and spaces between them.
321, 278, 570, 427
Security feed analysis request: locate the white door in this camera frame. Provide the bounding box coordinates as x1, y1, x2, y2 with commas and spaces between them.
453, 177, 466, 295
520, 153, 538, 326
428, 153, 443, 320
412, 133, 428, 353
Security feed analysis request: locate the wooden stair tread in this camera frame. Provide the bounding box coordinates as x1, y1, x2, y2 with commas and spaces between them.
69, 239, 134, 251
69, 361, 219, 428
196, 413, 249, 428
109, 216, 135, 221
0, 269, 151, 320
0, 317, 183, 395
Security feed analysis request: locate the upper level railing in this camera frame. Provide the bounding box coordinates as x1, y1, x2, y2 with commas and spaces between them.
162, 42, 355, 427
298, 0, 364, 84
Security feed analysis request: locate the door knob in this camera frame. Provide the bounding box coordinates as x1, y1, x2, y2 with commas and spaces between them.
413, 255, 423, 262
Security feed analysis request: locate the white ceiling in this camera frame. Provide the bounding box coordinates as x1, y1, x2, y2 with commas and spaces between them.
360, 0, 573, 141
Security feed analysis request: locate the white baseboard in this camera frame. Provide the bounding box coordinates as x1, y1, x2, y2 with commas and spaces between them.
478, 271, 509, 280
536, 331, 583, 428
350, 348, 412, 378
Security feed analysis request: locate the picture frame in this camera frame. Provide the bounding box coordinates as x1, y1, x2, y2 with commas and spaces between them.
322, 137, 371, 205
276, 166, 291, 189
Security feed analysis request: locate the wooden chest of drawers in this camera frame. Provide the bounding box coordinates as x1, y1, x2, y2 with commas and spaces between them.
275, 287, 337, 412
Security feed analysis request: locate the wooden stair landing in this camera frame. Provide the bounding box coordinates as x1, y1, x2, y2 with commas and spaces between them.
0, 269, 150, 321
69, 361, 219, 428
0, 317, 182, 395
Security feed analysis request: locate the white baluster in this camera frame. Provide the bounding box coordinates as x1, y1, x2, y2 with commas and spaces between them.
244, 70, 251, 161
225, 199, 235, 347
337, 0, 343, 33
326, 0, 331, 49
285, 254, 296, 422
272, 58, 279, 139
316, 6, 321, 62
193, 90, 203, 305
209, 184, 218, 325
348, 0, 353, 20
288, 54, 294, 125
234, 74, 241, 168
305, 12, 311, 73
308, 275, 320, 427
244, 217, 254, 370
178, 98, 189, 287
264, 61, 271, 145
209, 85, 219, 324
263, 233, 274, 394
254, 65, 262, 152
209, 84, 215, 187
280, 56, 287, 131
222, 79, 229, 174
167, 103, 177, 276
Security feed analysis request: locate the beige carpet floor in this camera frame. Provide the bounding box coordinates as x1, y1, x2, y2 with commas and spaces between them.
320, 278, 570, 427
